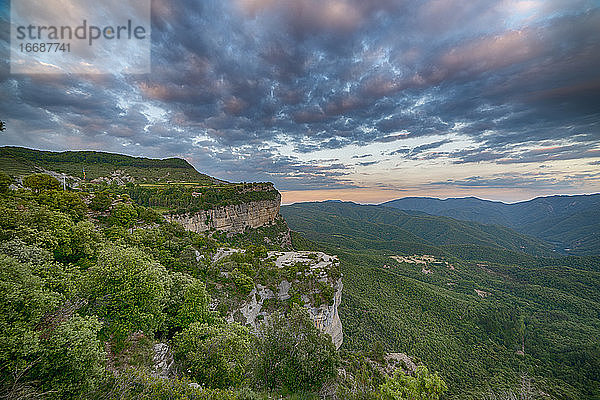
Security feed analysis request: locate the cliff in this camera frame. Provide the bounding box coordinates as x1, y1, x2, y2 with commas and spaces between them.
166, 197, 280, 234
165, 187, 281, 234
223, 251, 343, 349
165, 185, 343, 348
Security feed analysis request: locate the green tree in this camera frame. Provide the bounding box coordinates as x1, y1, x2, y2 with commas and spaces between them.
231, 268, 254, 296
37, 315, 105, 399
255, 304, 339, 392
89, 191, 112, 212
378, 366, 447, 400
371, 340, 386, 364
23, 173, 60, 192
0, 171, 11, 193
175, 280, 214, 329
174, 322, 257, 389
111, 203, 138, 229
84, 245, 168, 345
0, 255, 60, 396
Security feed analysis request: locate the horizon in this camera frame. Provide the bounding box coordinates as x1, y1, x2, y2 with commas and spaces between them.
4, 144, 599, 204
1, 1, 599, 202
280, 191, 600, 206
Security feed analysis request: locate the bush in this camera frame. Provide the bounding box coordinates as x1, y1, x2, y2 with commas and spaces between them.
37, 315, 106, 398
378, 366, 447, 400
0, 171, 12, 193
111, 203, 138, 228
255, 304, 339, 392
103, 368, 239, 399
231, 268, 255, 296
175, 280, 215, 329
23, 173, 60, 192
90, 191, 113, 211
0, 255, 61, 390
84, 245, 168, 346
174, 322, 257, 389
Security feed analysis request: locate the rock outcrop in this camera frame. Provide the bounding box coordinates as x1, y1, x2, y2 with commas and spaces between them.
151, 343, 175, 379
225, 251, 344, 349
166, 197, 281, 234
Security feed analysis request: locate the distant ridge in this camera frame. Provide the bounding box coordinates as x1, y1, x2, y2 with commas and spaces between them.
282, 201, 555, 259
382, 194, 600, 255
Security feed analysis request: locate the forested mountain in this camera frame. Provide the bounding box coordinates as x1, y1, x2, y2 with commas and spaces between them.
382, 195, 600, 255
0, 146, 217, 184
282, 201, 555, 259
1, 147, 597, 400
283, 201, 600, 399
0, 165, 450, 400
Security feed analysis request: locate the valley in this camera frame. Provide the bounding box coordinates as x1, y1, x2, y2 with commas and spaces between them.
0, 147, 598, 399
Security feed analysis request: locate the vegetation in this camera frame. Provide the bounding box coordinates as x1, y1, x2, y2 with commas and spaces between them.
255, 305, 339, 392
281, 201, 554, 258
379, 366, 447, 400
383, 195, 600, 256
0, 174, 376, 399
0, 146, 216, 183
124, 182, 280, 214
283, 201, 600, 399
3, 151, 593, 400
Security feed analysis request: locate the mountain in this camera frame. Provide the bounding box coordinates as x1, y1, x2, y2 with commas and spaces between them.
0, 146, 217, 184
281, 201, 555, 259
283, 201, 600, 399
382, 195, 600, 255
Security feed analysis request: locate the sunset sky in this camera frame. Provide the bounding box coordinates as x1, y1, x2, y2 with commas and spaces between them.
1, 0, 599, 204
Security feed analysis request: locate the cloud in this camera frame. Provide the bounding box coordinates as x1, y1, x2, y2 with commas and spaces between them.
428, 173, 588, 190
411, 139, 452, 154
1, 0, 599, 193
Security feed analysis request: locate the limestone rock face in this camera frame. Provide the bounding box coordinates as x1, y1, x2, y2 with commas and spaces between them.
316, 278, 343, 349
165, 197, 281, 234
225, 251, 344, 349
152, 343, 175, 379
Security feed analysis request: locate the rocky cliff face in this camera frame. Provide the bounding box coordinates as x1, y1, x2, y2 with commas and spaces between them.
225, 251, 343, 349
166, 185, 343, 349
165, 196, 281, 234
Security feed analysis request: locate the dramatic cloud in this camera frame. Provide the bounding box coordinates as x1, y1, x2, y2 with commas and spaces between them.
1, 0, 599, 199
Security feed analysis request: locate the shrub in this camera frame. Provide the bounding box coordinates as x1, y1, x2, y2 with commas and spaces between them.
255, 304, 339, 392
0, 171, 12, 193
378, 366, 447, 400
111, 203, 138, 228
84, 245, 168, 346
90, 191, 113, 211
37, 315, 106, 398
174, 322, 257, 389
23, 173, 60, 192
175, 280, 215, 329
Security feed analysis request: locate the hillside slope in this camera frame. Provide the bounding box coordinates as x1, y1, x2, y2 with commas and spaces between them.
281, 201, 554, 258
382, 195, 600, 255
283, 201, 600, 399
0, 146, 217, 184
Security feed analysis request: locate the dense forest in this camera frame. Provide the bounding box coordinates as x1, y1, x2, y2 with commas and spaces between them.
282, 202, 600, 399
0, 172, 448, 399
383, 195, 600, 256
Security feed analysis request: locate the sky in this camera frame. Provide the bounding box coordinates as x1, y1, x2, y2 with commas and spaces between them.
1, 0, 599, 204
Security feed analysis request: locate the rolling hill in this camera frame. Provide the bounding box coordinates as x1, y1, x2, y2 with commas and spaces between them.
281, 201, 555, 259
382, 195, 600, 255
282, 201, 600, 399
0, 146, 217, 184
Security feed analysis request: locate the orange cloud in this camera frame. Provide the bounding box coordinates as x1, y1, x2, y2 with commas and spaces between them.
441, 29, 543, 74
